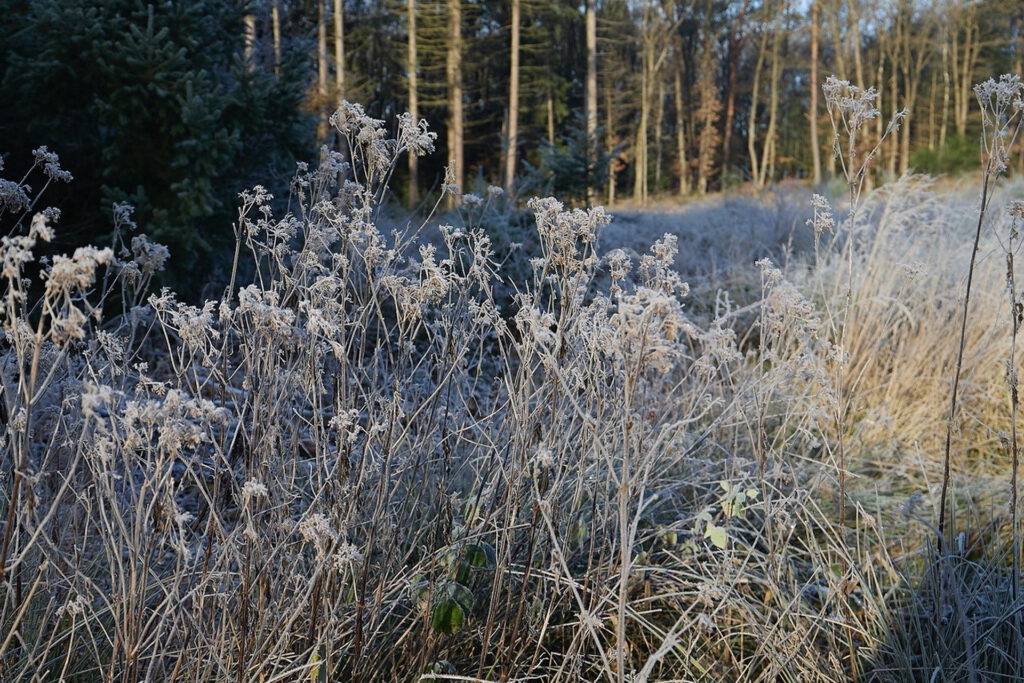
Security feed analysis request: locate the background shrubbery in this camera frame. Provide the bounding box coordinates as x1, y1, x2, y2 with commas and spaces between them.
0, 0, 310, 291
909, 134, 980, 175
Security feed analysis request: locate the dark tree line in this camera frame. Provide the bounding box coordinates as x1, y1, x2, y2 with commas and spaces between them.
3, 0, 1023, 286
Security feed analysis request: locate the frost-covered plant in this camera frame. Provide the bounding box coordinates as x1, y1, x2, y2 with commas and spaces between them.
939, 75, 1024, 538
0, 103, 938, 683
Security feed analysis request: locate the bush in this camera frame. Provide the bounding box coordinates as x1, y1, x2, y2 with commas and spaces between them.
909, 134, 979, 175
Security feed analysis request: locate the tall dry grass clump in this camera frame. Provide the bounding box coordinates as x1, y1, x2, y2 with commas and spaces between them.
1, 81, 1024, 683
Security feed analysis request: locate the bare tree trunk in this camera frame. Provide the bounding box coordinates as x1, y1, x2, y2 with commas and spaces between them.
446, 0, 464, 205
951, 19, 962, 136
504, 0, 521, 194
244, 12, 256, 71
896, 0, 934, 176
407, 0, 419, 209
848, 0, 865, 88
829, 0, 847, 83
654, 77, 665, 191
928, 68, 938, 150
722, 0, 747, 177
887, 46, 898, 177
317, 0, 329, 142
585, 0, 597, 202
763, 12, 782, 185
674, 65, 689, 196
334, 0, 345, 103
607, 86, 617, 204
872, 51, 883, 189
633, 44, 649, 203
1017, 10, 1023, 75
748, 13, 769, 186
546, 89, 555, 146
810, 0, 821, 184
953, 5, 978, 137
941, 33, 950, 148
898, 3, 910, 176
826, 0, 846, 178
721, 44, 738, 177
696, 25, 720, 195
271, 0, 282, 74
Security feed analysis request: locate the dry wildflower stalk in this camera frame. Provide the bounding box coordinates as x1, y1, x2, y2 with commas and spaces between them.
821, 75, 907, 539
940, 74, 1024, 542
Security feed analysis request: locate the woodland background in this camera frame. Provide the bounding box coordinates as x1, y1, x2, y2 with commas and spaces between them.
2, 0, 1022, 282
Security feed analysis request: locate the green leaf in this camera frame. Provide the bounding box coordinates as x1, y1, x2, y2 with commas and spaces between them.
447, 582, 476, 612
309, 645, 329, 682
454, 560, 473, 585
705, 524, 728, 549
464, 542, 496, 570
430, 599, 465, 634
309, 652, 320, 681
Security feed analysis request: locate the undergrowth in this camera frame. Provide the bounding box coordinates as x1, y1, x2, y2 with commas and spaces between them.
1, 81, 1024, 682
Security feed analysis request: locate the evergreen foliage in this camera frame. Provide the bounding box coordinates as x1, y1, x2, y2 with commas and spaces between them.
0, 0, 310, 288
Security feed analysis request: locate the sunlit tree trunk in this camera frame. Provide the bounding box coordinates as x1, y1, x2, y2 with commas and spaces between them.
887, 45, 898, 177
825, 0, 846, 178
633, 41, 649, 203
810, 0, 821, 184
446, 0, 463, 205
952, 3, 979, 138
928, 68, 938, 150
334, 0, 345, 102
849, 0, 865, 88
585, 0, 597, 202
271, 0, 282, 74
633, 2, 656, 204
748, 13, 768, 186
504, 0, 521, 194
407, 0, 419, 209
654, 77, 665, 190
243, 12, 256, 71
607, 87, 617, 205
317, 0, 329, 142
941, 33, 950, 149
763, 10, 782, 185
546, 89, 555, 146
674, 65, 689, 196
